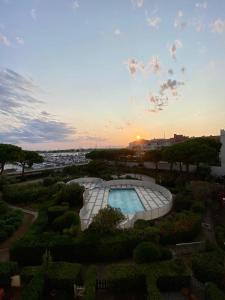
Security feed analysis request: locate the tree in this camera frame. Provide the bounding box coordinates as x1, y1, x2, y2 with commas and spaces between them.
0, 144, 21, 175
18, 150, 43, 177
89, 207, 126, 234
144, 150, 162, 171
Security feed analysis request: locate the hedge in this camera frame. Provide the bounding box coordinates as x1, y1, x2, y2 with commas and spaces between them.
205, 282, 225, 300
52, 211, 80, 232
20, 272, 45, 300
47, 205, 68, 223
0, 207, 23, 242
83, 265, 97, 300
133, 242, 172, 264
45, 262, 82, 290
145, 275, 163, 300
21, 266, 42, 284
105, 264, 145, 292
192, 250, 225, 288
0, 262, 18, 287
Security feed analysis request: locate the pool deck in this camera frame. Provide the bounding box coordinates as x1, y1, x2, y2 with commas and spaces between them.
68, 177, 173, 230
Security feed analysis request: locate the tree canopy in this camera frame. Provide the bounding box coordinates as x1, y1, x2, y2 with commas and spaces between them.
0, 144, 21, 174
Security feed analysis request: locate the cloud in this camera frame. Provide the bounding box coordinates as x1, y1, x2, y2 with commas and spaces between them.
131, 0, 144, 8
147, 93, 168, 113
124, 58, 141, 76
16, 36, 24, 45
114, 28, 121, 35
149, 56, 161, 74
73, 1, 79, 9
0, 68, 76, 144
147, 16, 161, 29
168, 69, 174, 75
195, 2, 207, 9
194, 20, 205, 32
169, 40, 183, 60
0, 119, 75, 143
30, 8, 36, 20
0, 33, 10, 46
174, 11, 187, 30
159, 79, 184, 96
210, 19, 225, 34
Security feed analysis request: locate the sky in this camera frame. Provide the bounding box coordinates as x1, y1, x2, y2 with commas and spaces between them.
0, 0, 225, 150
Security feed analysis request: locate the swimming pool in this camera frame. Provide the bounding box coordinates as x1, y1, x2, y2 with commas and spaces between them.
108, 188, 145, 214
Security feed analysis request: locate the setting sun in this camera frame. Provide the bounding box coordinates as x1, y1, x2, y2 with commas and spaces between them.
136, 135, 141, 141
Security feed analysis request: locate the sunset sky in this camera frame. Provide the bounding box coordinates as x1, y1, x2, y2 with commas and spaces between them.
0, 0, 225, 150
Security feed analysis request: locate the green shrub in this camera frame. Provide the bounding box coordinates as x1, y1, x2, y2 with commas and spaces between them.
46, 262, 81, 290
106, 264, 145, 292
56, 183, 84, 207
174, 193, 193, 212
20, 272, 45, 300
21, 266, 42, 284
158, 211, 201, 244
52, 211, 80, 232
192, 250, 225, 288
0, 208, 23, 242
205, 282, 225, 300
83, 265, 97, 300
47, 205, 68, 223
0, 261, 18, 287
133, 242, 172, 264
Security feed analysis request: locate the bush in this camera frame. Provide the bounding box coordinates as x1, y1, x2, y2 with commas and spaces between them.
133, 242, 172, 264
106, 264, 145, 292
158, 211, 201, 244
174, 193, 193, 212
83, 265, 97, 300
47, 205, 68, 223
0, 208, 23, 242
21, 266, 42, 284
0, 261, 18, 287
52, 211, 80, 232
205, 282, 225, 300
89, 207, 125, 234
46, 262, 81, 290
192, 250, 225, 288
56, 183, 84, 207
20, 272, 45, 300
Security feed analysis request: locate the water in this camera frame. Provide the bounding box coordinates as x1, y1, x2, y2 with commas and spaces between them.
108, 188, 145, 214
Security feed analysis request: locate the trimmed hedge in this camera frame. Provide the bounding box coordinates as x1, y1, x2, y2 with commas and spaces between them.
0, 261, 18, 287
106, 264, 145, 292
47, 205, 68, 223
0, 206, 23, 242
83, 265, 97, 300
205, 282, 225, 300
52, 211, 80, 232
20, 272, 45, 300
46, 262, 82, 290
21, 266, 42, 284
192, 250, 225, 288
133, 242, 172, 264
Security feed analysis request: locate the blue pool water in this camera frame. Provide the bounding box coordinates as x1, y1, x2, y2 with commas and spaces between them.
108, 188, 145, 214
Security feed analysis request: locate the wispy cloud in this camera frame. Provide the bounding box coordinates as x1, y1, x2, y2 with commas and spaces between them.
195, 2, 207, 9
30, 8, 36, 21
210, 19, 225, 34
124, 58, 141, 76
131, 0, 144, 8
169, 40, 183, 60
0, 68, 76, 144
149, 56, 161, 74
174, 10, 187, 30
73, 1, 79, 9
160, 79, 184, 96
0, 32, 10, 46
113, 28, 121, 36
16, 36, 24, 45
147, 16, 161, 29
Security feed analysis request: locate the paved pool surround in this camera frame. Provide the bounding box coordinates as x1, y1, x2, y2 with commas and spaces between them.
68, 177, 173, 230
